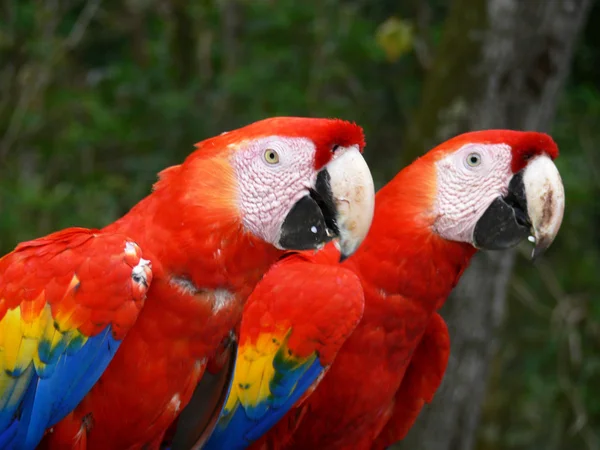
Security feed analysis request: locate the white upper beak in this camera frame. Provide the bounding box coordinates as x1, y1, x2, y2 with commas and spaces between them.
522, 155, 565, 259
325, 145, 375, 259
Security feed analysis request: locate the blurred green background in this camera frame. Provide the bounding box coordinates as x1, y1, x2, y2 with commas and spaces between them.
0, 1, 598, 449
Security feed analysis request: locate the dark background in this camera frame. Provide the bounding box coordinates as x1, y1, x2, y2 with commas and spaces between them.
1, 1, 598, 449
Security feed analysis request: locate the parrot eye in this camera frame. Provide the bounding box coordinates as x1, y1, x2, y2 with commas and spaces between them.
264, 149, 280, 164
466, 152, 482, 167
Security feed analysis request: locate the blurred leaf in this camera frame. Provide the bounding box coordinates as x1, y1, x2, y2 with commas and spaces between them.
375, 17, 414, 62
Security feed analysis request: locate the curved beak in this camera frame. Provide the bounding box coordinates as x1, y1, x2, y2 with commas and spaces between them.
522, 155, 565, 259
278, 145, 375, 260
473, 155, 565, 259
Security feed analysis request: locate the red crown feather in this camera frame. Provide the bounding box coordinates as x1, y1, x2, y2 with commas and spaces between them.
192, 117, 366, 170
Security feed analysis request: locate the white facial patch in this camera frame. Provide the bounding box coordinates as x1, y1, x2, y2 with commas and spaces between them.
432, 143, 513, 244
231, 136, 317, 246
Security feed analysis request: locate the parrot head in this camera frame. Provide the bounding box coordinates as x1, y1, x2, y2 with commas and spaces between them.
161, 117, 375, 260
416, 130, 565, 258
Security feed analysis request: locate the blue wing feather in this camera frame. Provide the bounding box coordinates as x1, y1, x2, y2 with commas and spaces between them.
247, 360, 322, 442
203, 357, 324, 450
0, 228, 151, 450
1, 327, 121, 450
0, 420, 18, 449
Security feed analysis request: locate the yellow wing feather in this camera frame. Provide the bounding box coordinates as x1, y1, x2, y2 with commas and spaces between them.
0, 301, 86, 411
224, 331, 288, 414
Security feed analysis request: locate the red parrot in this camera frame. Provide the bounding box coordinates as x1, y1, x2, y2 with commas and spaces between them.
0, 117, 375, 450
205, 130, 565, 449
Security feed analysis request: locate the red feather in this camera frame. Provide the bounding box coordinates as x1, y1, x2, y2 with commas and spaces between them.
0, 228, 149, 340
189, 117, 365, 170
42, 118, 361, 449
254, 130, 558, 449
372, 312, 450, 448
423, 129, 558, 173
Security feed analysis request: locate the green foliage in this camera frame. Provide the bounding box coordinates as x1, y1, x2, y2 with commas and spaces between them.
1, 0, 419, 250
376, 17, 414, 62
1, 0, 599, 448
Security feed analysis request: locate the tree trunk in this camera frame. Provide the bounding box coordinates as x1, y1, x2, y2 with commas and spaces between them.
395, 1, 593, 449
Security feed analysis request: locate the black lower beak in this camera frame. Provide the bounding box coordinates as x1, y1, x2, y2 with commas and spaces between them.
473, 171, 532, 250
278, 170, 339, 251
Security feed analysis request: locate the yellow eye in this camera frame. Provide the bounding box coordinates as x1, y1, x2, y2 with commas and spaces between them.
264, 149, 279, 164
466, 152, 482, 167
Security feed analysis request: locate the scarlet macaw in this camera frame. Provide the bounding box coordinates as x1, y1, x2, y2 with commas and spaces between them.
0, 117, 375, 449
202, 130, 565, 449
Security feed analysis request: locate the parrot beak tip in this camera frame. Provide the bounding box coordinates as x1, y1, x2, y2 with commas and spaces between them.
530, 234, 552, 262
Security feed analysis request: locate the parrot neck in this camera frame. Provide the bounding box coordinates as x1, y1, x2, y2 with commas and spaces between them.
351, 161, 477, 309
104, 169, 282, 296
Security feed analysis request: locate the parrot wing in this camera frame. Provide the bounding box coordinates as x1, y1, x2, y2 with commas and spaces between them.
166, 334, 237, 450
0, 227, 152, 449
373, 312, 450, 448
202, 252, 365, 450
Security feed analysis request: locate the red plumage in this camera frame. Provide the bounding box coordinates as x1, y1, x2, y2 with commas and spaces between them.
188, 117, 365, 170
0, 228, 149, 341
253, 130, 559, 449
185, 249, 365, 450
0, 227, 153, 450
40, 117, 366, 449
241, 250, 364, 364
